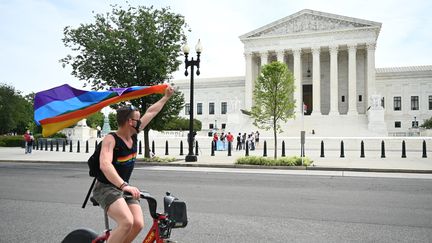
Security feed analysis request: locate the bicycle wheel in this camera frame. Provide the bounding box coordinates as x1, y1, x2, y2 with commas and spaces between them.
61, 228, 99, 243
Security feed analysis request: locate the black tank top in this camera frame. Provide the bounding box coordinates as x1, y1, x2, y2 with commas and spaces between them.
97, 133, 137, 185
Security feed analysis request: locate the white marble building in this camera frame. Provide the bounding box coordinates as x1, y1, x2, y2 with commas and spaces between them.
175, 9, 432, 137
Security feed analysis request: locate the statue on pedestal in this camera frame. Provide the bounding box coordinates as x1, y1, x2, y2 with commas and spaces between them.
101, 108, 112, 136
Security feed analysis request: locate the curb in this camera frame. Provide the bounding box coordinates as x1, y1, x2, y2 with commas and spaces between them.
1, 159, 431, 174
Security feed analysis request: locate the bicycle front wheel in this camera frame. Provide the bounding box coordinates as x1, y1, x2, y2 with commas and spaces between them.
61, 228, 99, 243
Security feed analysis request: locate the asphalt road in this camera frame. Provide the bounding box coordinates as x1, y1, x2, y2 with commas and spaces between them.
0, 162, 431, 242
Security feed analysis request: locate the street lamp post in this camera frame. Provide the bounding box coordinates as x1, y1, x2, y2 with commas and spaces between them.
183, 39, 202, 162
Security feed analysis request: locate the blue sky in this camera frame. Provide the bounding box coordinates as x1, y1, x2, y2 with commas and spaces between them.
1, 0, 431, 95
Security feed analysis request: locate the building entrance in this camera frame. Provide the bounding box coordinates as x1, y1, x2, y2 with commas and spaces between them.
302, 84, 312, 115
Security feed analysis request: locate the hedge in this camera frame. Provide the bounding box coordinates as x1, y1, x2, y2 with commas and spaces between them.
236, 156, 313, 166
0, 136, 25, 147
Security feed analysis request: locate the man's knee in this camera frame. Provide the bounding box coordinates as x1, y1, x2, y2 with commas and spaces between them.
118, 216, 134, 232
133, 217, 144, 231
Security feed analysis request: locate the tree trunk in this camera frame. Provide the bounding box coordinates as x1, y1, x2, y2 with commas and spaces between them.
273, 120, 278, 159
144, 126, 150, 158
141, 99, 151, 158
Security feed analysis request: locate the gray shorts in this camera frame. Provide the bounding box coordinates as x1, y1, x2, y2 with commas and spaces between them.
92, 181, 139, 211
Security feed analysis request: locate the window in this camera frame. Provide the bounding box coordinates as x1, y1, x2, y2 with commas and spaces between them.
209, 102, 215, 115
341, 96, 345, 102
358, 95, 362, 102
381, 97, 385, 108
221, 102, 227, 114
394, 121, 401, 128
185, 103, 190, 115
411, 96, 419, 110
197, 103, 202, 115
412, 120, 419, 128
394, 97, 401, 111
221, 123, 226, 129
209, 124, 214, 129
429, 95, 432, 110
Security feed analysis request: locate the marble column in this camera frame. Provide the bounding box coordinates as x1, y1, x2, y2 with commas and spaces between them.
311, 47, 321, 115
260, 51, 269, 66
293, 48, 302, 114
244, 52, 253, 111
347, 44, 357, 115
329, 45, 339, 115
366, 43, 377, 109
276, 50, 285, 63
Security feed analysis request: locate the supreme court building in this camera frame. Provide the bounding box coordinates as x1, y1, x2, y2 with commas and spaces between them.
176, 9, 432, 137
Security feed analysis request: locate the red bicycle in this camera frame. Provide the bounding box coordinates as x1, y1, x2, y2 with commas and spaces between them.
62, 191, 187, 243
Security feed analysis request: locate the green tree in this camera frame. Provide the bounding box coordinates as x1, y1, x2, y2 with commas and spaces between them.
420, 117, 432, 129
0, 83, 33, 134
61, 4, 188, 157
109, 112, 118, 130
86, 111, 104, 129
251, 62, 295, 159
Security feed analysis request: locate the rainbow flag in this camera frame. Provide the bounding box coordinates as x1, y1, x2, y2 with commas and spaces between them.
34, 83, 167, 137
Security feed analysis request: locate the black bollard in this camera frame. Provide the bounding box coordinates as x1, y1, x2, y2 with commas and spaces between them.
211, 141, 215, 156
180, 141, 184, 155
360, 140, 365, 158
85, 140, 89, 153
94, 141, 98, 151
320, 140, 325, 158
63, 140, 66, 152
263, 140, 267, 157
165, 140, 169, 155
45, 140, 48, 151
340, 140, 345, 158
195, 141, 199, 156
282, 140, 286, 157
69, 140, 73, 152
422, 140, 427, 158
401, 140, 406, 158
56, 140, 59, 152
152, 141, 155, 155
228, 141, 232, 156
77, 140, 80, 153
50, 140, 53, 151
245, 141, 249, 156
35, 140, 39, 150
138, 141, 142, 155
381, 140, 386, 158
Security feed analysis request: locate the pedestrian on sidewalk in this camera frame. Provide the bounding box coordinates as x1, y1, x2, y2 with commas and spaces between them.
226, 132, 234, 151
27, 132, 34, 154
236, 133, 242, 150
23, 130, 31, 154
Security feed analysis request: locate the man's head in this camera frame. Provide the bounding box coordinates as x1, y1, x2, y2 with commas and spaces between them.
116, 105, 141, 133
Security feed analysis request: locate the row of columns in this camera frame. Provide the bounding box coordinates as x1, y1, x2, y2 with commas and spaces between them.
244, 43, 377, 115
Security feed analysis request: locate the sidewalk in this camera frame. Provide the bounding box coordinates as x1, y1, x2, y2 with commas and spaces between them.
1, 147, 431, 173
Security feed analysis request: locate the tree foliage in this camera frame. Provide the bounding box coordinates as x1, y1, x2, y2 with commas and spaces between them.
250, 62, 295, 159
86, 111, 104, 129
0, 83, 34, 134
420, 117, 432, 129
61, 4, 188, 157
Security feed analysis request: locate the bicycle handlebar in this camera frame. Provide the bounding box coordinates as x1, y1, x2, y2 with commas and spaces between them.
124, 191, 158, 219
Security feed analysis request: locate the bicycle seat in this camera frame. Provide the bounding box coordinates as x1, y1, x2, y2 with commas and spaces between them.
90, 197, 99, 206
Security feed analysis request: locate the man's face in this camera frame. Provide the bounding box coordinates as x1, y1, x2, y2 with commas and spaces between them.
128, 111, 141, 134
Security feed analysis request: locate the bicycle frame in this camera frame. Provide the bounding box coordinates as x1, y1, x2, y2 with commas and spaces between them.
91, 215, 167, 243
90, 191, 172, 243
63, 190, 185, 243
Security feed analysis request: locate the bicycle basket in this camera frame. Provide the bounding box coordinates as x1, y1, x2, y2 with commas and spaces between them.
164, 192, 188, 228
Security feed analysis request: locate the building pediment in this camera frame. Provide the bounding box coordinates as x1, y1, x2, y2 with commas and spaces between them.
240, 9, 381, 40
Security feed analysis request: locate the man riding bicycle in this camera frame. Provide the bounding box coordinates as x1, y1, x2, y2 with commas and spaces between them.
92, 84, 174, 243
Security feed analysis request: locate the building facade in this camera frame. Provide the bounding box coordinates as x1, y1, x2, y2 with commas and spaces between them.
175, 9, 432, 137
